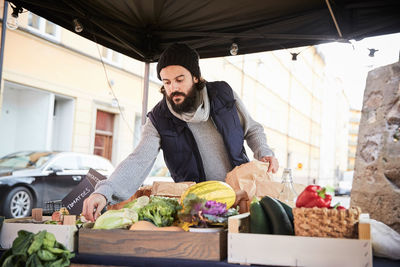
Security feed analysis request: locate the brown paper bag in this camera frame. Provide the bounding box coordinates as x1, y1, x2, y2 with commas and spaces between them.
108, 181, 196, 210
225, 161, 305, 210
107, 185, 152, 210
151, 181, 195, 198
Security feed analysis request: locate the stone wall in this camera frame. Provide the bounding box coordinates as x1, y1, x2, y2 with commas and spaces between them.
351, 62, 400, 233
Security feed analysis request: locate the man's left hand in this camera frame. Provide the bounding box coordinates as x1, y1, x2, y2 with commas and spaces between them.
233, 190, 249, 213
260, 156, 279, 173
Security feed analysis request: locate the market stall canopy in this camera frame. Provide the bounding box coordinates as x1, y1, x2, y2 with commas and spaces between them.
8, 0, 400, 62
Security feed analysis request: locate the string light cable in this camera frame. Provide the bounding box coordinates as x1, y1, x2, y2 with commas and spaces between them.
88, 22, 134, 134
249, 26, 312, 61
287, 45, 312, 61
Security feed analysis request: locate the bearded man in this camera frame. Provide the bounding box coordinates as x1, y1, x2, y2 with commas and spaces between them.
82, 43, 279, 221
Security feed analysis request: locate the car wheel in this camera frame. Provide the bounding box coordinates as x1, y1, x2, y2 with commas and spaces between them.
4, 187, 33, 218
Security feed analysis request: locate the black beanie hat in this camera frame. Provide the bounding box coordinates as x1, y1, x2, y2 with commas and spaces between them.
157, 43, 201, 80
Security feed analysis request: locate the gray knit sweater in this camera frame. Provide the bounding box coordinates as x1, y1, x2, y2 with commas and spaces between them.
95, 85, 274, 204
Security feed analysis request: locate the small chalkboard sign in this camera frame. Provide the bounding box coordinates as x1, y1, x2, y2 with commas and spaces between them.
62, 168, 106, 215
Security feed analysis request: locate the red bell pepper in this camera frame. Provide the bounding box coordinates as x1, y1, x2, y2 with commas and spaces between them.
296, 185, 332, 208
330, 202, 346, 210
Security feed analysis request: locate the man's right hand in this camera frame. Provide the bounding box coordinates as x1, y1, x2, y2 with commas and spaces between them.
82, 193, 107, 222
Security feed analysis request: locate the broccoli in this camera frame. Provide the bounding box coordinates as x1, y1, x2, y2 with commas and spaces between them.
138, 197, 181, 227
151, 196, 181, 211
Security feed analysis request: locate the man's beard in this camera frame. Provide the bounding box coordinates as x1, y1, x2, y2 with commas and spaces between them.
166, 85, 197, 114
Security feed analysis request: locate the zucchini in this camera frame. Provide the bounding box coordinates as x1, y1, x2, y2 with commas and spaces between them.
276, 199, 294, 228
260, 196, 294, 235
250, 198, 272, 234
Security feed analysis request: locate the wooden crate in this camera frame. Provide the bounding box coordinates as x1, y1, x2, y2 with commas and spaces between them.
228, 213, 372, 267
79, 228, 227, 261
0, 216, 77, 251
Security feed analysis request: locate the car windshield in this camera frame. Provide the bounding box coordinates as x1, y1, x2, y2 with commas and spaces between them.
0, 151, 56, 170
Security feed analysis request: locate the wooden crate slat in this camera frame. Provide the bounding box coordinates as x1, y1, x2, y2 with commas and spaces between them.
227, 213, 372, 267
228, 232, 372, 267
79, 228, 227, 261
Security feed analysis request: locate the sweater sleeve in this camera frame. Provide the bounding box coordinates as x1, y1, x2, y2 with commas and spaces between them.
94, 118, 161, 204
233, 91, 275, 160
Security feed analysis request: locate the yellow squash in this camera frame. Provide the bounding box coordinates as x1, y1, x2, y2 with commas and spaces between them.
180, 181, 236, 209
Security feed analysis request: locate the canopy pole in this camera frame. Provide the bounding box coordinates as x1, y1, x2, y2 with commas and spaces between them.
0, 2, 9, 93
141, 62, 150, 125
325, 0, 343, 38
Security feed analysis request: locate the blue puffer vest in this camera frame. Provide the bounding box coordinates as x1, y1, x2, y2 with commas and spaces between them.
147, 81, 249, 182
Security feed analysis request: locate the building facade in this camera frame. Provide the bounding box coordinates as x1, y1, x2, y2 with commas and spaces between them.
0, 8, 163, 165
348, 109, 361, 171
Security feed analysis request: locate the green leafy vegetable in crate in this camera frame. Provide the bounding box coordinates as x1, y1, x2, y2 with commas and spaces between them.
92, 196, 149, 229
138, 196, 181, 227
123, 195, 150, 211
178, 193, 239, 228
93, 208, 139, 229
0, 230, 74, 267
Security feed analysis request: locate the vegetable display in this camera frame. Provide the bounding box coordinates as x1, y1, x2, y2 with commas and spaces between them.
92, 196, 181, 229
276, 199, 294, 228
250, 196, 294, 235
0, 230, 74, 267
180, 181, 236, 209
123, 195, 150, 211
295, 185, 345, 210
138, 196, 181, 227
45, 179, 239, 232
178, 193, 238, 228
295, 185, 332, 208
260, 196, 294, 235
249, 197, 271, 234
93, 196, 149, 229
91, 181, 238, 231
93, 208, 139, 229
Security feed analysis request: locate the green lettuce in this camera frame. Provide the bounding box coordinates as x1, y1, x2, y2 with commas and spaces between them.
123, 196, 150, 211
93, 208, 138, 229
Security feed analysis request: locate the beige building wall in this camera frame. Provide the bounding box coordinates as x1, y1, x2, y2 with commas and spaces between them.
318, 75, 350, 186
0, 8, 163, 165
201, 47, 327, 185
348, 109, 361, 170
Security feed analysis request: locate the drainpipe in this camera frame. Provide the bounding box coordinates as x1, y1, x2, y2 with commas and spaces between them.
141, 62, 150, 125
0, 2, 8, 94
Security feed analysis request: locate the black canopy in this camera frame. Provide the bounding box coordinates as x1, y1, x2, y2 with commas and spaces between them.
8, 0, 400, 62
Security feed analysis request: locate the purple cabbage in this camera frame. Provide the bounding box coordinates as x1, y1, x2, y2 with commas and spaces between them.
202, 200, 227, 216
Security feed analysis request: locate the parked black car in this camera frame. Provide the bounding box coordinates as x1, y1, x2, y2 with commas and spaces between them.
0, 151, 114, 218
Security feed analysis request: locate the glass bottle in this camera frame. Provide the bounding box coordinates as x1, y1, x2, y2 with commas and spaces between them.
278, 168, 298, 208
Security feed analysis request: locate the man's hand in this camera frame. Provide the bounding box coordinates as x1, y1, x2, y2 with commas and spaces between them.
233, 190, 249, 213
82, 193, 107, 222
260, 156, 279, 173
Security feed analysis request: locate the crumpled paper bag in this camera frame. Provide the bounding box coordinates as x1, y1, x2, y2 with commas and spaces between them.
107, 185, 152, 210
151, 181, 195, 198
225, 160, 305, 209
107, 181, 195, 210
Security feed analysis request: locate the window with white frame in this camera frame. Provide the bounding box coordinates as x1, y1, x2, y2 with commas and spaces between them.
101, 47, 122, 66
27, 12, 60, 41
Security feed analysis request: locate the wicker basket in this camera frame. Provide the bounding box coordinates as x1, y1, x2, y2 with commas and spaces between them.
293, 207, 362, 238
